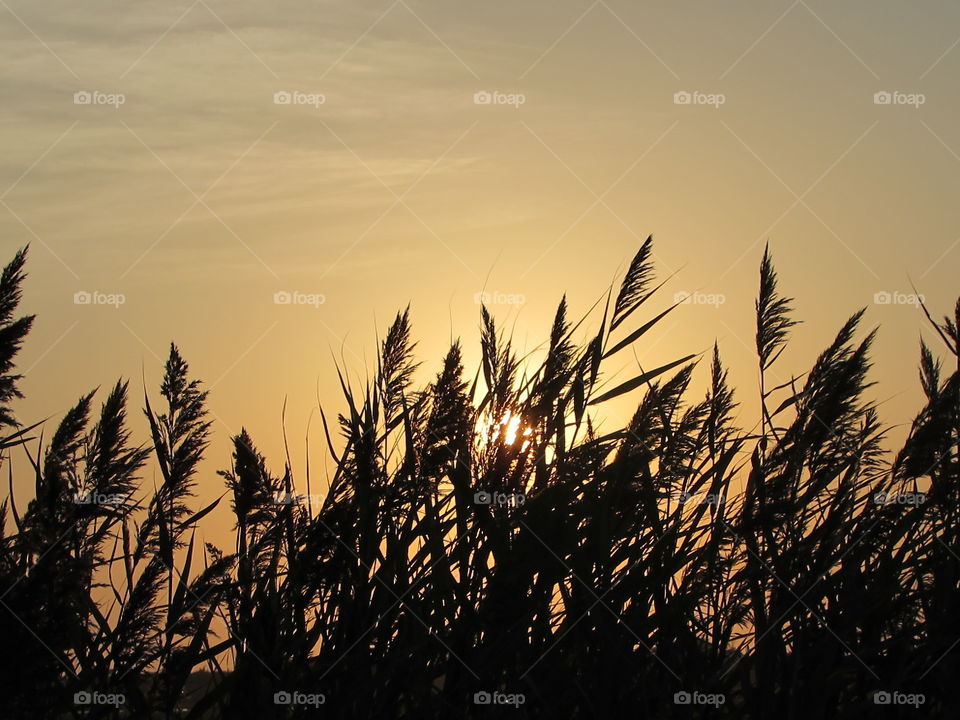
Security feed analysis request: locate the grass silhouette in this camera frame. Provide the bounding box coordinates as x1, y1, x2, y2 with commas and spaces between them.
0, 239, 957, 718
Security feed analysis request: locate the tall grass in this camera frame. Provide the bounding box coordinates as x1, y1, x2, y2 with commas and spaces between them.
0, 239, 957, 718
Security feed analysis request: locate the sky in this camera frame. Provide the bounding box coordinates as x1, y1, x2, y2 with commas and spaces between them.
2, 0, 959, 544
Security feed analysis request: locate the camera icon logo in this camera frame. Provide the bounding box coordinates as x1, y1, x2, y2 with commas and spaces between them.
274, 291, 292, 305
874, 691, 892, 705
473, 691, 492, 705
673, 91, 692, 105
473, 91, 492, 105
74, 91, 92, 105
274, 691, 292, 705
674, 691, 692, 704
873, 291, 891, 305
473, 491, 492, 505
873, 91, 892, 105
274, 91, 292, 105
74, 291, 92, 305
872, 491, 888, 505
74, 691, 92, 705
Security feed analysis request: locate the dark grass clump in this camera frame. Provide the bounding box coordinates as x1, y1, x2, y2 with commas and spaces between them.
0, 240, 958, 719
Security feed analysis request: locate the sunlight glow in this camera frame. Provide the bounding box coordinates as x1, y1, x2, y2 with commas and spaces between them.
479, 409, 533, 450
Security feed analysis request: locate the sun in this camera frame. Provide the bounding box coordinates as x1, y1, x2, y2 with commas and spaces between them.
478, 408, 533, 449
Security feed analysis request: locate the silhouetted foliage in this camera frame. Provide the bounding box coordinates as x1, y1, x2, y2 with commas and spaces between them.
0, 242, 957, 719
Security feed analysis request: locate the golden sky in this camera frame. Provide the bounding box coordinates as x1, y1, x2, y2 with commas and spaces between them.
2, 0, 959, 544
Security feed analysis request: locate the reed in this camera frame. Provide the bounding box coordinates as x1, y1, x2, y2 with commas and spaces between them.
0, 240, 957, 718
